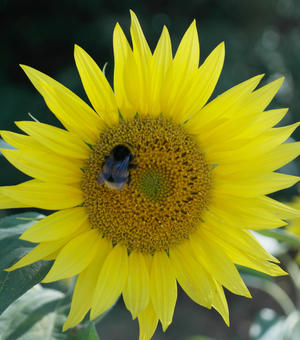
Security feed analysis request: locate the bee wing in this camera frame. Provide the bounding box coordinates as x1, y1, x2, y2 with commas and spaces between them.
97, 158, 114, 184
112, 157, 130, 183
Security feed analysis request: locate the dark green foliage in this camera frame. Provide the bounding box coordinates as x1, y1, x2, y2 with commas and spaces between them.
0, 213, 53, 315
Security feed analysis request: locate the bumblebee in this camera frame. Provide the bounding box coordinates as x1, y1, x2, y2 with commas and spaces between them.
97, 144, 137, 190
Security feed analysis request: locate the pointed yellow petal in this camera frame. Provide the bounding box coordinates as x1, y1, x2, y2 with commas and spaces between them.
0, 191, 29, 209
113, 23, 135, 118
63, 237, 112, 331
74, 45, 118, 126
210, 122, 300, 164
42, 230, 99, 283
160, 20, 199, 120
211, 194, 287, 230
238, 108, 288, 139
138, 302, 158, 340
0, 131, 37, 150
1, 148, 83, 185
123, 251, 150, 319
179, 42, 225, 122
20, 65, 104, 144
149, 26, 172, 115
187, 74, 264, 135
191, 232, 251, 298
255, 142, 300, 173
20, 207, 88, 242
242, 77, 284, 114
90, 244, 128, 319
201, 222, 286, 277
227, 245, 287, 277
204, 213, 280, 263
0, 180, 83, 210
150, 251, 177, 331
6, 239, 67, 271
129, 10, 152, 115
215, 172, 299, 197
173, 20, 199, 74
211, 280, 230, 326
169, 242, 213, 308
15, 121, 90, 159
130, 10, 151, 59
260, 196, 300, 219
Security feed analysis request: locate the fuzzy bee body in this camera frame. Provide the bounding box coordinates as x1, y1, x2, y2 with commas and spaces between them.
97, 144, 136, 190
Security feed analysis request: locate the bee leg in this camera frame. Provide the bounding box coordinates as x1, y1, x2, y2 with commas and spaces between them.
127, 173, 131, 185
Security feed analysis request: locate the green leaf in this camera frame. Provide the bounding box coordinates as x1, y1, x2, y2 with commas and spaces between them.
0, 283, 100, 340
0, 284, 65, 340
0, 212, 53, 314
256, 229, 300, 250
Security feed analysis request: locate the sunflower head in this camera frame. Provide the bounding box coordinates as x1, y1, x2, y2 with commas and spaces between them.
1, 10, 300, 340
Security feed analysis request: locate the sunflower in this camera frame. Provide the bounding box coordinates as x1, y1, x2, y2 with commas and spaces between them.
1, 10, 300, 340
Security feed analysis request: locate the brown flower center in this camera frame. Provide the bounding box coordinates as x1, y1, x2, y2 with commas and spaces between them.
81, 115, 212, 253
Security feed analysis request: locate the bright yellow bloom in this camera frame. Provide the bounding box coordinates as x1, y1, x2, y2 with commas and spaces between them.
1, 11, 300, 339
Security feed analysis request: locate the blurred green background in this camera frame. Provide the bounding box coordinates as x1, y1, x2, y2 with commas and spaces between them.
1, 0, 300, 339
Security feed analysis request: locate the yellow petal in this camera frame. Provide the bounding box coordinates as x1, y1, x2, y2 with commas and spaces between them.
6, 239, 67, 271
211, 279, 229, 326
0, 180, 83, 210
1, 148, 83, 185
161, 20, 199, 119
227, 245, 287, 277
173, 20, 199, 74
63, 237, 112, 331
138, 302, 158, 340
202, 222, 286, 276
169, 242, 213, 308
0, 131, 37, 150
251, 142, 300, 173
130, 10, 151, 60
215, 172, 299, 197
202, 108, 288, 155
149, 26, 172, 116
260, 196, 300, 219
123, 251, 150, 319
241, 77, 284, 114
211, 194, 287, 230
237, 108, 288, 140
150, 251, 177, 331
90, 244, 128, 319
74, 45, 118, 126
113, 23, 135, 118
20, 65, 104, 144
187, 74, 264, 135
204, 213, 279, 263
210, 122, 300, 164
129, 10, 152, 115
0, 191, 29, 209
42, 229, 100, 283
15, 121, 90, 159
178, 42, 225, 122
20, 207, 88, 242
191, 232, 251, 298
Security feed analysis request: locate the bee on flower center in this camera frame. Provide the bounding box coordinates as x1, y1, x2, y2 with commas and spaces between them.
97, 144, 137, 190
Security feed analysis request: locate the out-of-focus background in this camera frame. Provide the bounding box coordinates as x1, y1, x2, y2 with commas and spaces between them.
1, 0, 300, 339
